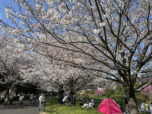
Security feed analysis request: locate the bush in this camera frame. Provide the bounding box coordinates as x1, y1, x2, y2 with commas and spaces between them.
0, 98, 4, 104
87, 90, 94, 94
104, 88, 114, 97
110, 94, 125, 106
136, 93, 146, 107
103, 86, 147, 109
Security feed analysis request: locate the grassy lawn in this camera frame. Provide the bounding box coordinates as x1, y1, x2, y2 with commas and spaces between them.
45, 98, 101, 114
45, 104, 150, 114
45, 98, 150, 114
46, 104, 100, 114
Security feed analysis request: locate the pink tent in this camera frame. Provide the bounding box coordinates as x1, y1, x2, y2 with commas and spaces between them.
98, 98, 122, 114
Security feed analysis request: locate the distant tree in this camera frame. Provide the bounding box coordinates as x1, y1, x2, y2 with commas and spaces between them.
0, 35, 38, 97
0, 58, 22, 98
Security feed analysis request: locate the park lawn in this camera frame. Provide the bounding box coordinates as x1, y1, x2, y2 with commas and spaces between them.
45, 98, 101, 114
46, 104, 151, 114
46, 104, 101, 114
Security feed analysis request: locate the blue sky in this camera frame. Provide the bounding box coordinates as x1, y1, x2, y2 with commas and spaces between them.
0, 0, 15, 21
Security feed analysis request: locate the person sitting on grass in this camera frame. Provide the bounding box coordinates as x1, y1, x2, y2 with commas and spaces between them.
32, 95, 36, 105
119, 104, 124, 113
89, 99, 94, 108
62, 95, 68, 104
145, 102, 149, 112
82, 98, 94, 108
141, 101, 146, 111
9, 95, 13, 105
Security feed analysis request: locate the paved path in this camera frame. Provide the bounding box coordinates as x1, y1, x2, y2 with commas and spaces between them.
0, 100, 39, 114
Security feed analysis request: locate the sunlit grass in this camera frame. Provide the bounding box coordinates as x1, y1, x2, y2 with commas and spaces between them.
46, 104, 100, 114
45, 98, 101, 114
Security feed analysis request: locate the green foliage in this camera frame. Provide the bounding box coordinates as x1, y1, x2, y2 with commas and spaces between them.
87, 89, 94, 94
109, 86, 125, 107
103, 86, 147, 108
135, 82, 140, 88
136, 92, 146, 107
115, 86, 125, 94
104, 88, 114, 97
110, 94, 125, 106
46, 98, 59, 105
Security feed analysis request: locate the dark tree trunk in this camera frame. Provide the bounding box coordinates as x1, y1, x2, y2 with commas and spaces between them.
58, 86, 64, 104
5, 88, 9, 98
128, 87, 139, 114
69, 90, 76, 105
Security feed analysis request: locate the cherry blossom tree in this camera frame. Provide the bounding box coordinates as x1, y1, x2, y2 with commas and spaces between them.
141, 85, 152, 97
0, 35, 39, 96
0, 59, 22, 98
140, 69, 152, 99
1, 0, 152, 113
0, 36, 23, 97
35, 55, 95, 105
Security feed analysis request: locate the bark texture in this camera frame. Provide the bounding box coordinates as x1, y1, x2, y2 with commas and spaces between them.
128, 88, 139, 114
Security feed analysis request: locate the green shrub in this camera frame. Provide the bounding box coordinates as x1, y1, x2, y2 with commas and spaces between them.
104, 88, 114, 97
87, 89, 94, 94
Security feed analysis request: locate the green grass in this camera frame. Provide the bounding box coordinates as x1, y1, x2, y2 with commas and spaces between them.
46, 104, 100, 114
45, 98, 101, 114
45, 87, 149, 114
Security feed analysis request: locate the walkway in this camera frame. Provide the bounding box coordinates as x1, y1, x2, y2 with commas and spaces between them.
0, 100, 39, 114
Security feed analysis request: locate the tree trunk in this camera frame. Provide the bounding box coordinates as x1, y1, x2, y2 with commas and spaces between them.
69, 90, 76, 105
58, 86, 64, 104
128, 88, 139, 114
5, 88, 9, 98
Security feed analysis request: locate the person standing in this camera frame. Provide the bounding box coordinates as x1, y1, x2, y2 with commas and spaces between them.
123, 94, 128, 112
123, 94, 128, 105
9, 95, 13, 105
39, 94, 43, 112
4, 97, 8, 105
19, 95, 24, 105
30, 94, 33, 102
32, 95, 36, 105
39, 94, 46, 112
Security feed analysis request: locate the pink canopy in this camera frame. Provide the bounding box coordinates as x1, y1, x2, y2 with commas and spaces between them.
141, 85, 152, 96
141, 85, 152, 92
98, 98, 122, 114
